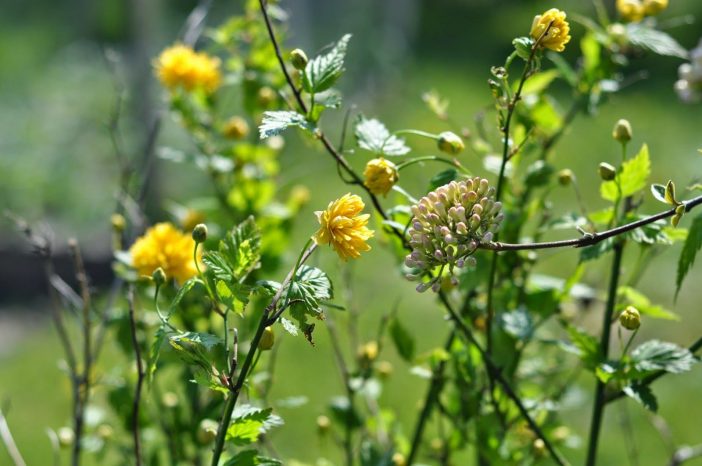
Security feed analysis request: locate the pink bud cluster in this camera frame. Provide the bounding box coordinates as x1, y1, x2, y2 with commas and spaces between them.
405, 177, 503, 292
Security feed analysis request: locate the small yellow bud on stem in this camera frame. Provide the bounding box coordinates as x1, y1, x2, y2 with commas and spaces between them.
598, 162, 617, 181
619, 306, 641, 330
290, 48, 309, 70
612, 119, 633, 143
192, 223, 208, 243
437, 131, 465, 155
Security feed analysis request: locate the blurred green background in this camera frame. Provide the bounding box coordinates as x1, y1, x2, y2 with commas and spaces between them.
1, 0, 702, 464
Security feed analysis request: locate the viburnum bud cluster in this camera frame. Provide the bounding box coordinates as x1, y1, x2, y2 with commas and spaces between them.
405, 177, 503, 292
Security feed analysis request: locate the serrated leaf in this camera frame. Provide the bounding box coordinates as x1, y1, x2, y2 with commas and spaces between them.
513, 36, 534, 61
623, 383, 658, 412
279, 265, 333, 331
389, 318, 415, 362
627, 217, 672, 245
676, 214, 702, 298
148, 326, 167, 381
354, 117, 410, 156
223, 450, 282, 466
601, 144, 651, 202
302, 34, 351, 93
226, 408, 272, 446
216, 280, 251, 315
627, 24, 688, 59
171, 331, 223, 351
566, 326, 601, 370
618, 286, 678, 321
204, 217, 262, 284
259, 111, 315, 139
169, 278, 203, 313
279, 317, 298, 336
631, 340, 696, 374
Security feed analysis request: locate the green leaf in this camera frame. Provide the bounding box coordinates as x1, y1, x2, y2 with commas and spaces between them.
148, 326, 167, 381
354, 117, 410, 156
651, 184, 667, 204
627, 217, 673, 245
389, 318, 415, 362
512, 36, 534, 61
258, 111, 315, 139
600, 144, 651, 202
171, 331, 223, 351
518, 69, 559, 96
623, 383, 658, 412
277, 265, 333, 333
223, 450, 282, 466
302, 34, 352, 93
618, 286, 678, 321
579, 237, 614, 262
631, 340, 696, 374
169, 278, 203, 313
676, 214, 702, 297
216, 280, 251, 315
566, 326, 601, 370
500, 308, 533, 341
627, 24, 688, 59
226, 406, 281, 446
204, 217, 262, 283
428, 169, 457, 192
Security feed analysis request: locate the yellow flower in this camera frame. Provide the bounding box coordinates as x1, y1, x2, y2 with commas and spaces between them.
129, 223, 200, 283
530, 8, 571, 52
643, 0, 668, 16
313, 194, 374, 260
363, 158, 399, 196
155, 44, 222, 93
616, 0, 645, 22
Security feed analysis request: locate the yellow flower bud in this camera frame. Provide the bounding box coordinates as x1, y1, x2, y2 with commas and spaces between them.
316, 415, 331, 433
437, 131, 465, 155
612, 119, 633, 143
258, 86, 277, 107
290, 48, 309, 70
643, 0, 668, 16
358, 341, 379, 363
111, 213, 126, 232
392, 452, 407, 466
377, 360, 394, 379
223, 116, 250, 140
363, 157, 399, 196
259, 326, 275, 351
617, 0, 645, 22
530, 9, 571, 52
533, 438, 546, 458
598, 162, 617, 181
619, 306, 641, 330
557, 169, 574, 186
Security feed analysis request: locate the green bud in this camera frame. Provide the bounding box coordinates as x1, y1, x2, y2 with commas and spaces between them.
58, 427, 75, 448
290, 48, 309, 70
192, 223, 208, 243
598, 162, 617, 181
316, 415, 331, 433
437, 131, 465, 155
259, 326, 275, 351
619, 306, 641, 330
557, 169, 574, 186
197, 419, 219, 444
152, 267, 167, 286
111, 213, 126, 232
612, 119, 632, 143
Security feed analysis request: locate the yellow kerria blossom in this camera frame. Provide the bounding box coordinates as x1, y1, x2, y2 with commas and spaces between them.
363, 158, 399, 196
616, 0, 645, 22
643, 0, 668, 16
155, 44, 222, 93
129, 222, 200, 283
530, 8, 571, 52
313, 194, 374, 260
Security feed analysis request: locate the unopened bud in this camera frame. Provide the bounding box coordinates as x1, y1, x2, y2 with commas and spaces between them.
192, 223, 208, 243
557, 169, 574, 186
197, 419, 219, 444
259, 326, 275, 351
152, 267, 167, 286
392, 452, 407, 466
358, 341, 379, 362
316, 415, 331, 433
377, 360, 393, 379
162, 391, 179, 408
533, 438, 546, 458
290, 48, 309, 70
257, 86, 276, 107
437, 131, 465, 155
612, 119, 633, 143
598, 162, 617, 181
643, 0, 668, 15
96, 424, 114, 440
58, 427, 75, 448
111, 213, 126, 232
619, 306, 641, 330
223, 116, 249, 140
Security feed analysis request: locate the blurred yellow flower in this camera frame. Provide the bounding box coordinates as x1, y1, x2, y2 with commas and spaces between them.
155, 44, 222, 93
616, 0, 645, 22
530, 8, 571, 52
129, 223, 200, 283
643, 0, 668, 16
363, 158, 399, 196
313, 194, 374, 260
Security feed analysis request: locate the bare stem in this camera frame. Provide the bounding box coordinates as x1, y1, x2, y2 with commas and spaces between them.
127, 286, 144, 466
0, 409, 26, 466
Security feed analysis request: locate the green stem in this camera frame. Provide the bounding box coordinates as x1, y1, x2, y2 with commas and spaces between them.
154, 285, 178, 332
395, 155, 469, 174
585, 241, 625, 466
393, 129, 439, 139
